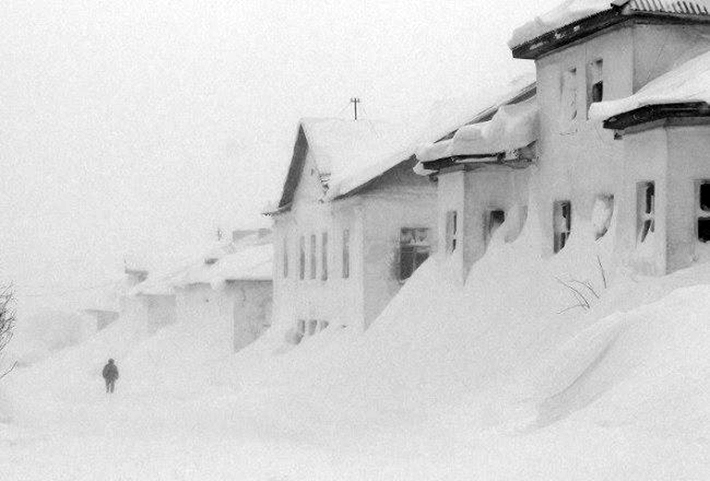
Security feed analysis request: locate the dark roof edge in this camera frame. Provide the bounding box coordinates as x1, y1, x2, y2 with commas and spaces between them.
511, 8, 710, 60
603, 102, 710, 130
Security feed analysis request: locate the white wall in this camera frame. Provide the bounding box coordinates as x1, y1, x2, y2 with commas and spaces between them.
273, 155, 437, 332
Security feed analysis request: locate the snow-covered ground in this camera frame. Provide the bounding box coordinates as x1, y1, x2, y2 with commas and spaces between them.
3, 211, 710, 480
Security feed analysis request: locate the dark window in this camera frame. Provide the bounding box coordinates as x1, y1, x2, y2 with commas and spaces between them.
400, 228, 430, 281
299, 236, 305, 280
342, 229, 350, 279
445, 210, 458, 253
310, 234, 316, 279
587, 59, 603, 117
700, 182, 710, 212
487, 210, 505, 242
698, 181, 710, 242
553, 201, 572, 253
321, 232, 328, 280
637, 182, 655, 243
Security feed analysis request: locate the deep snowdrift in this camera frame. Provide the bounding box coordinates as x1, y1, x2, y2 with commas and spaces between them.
5, 191, 710, 479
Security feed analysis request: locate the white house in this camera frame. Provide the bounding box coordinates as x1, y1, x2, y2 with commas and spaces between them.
416, 80, 537, 282
170, 230, 273, 353
417, 0, 710, 278
267, 118, 438, 335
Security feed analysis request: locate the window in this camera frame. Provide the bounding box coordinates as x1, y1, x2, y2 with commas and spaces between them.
319, 320, 330, 332
307, 319, 318, 336
637, 182, 655, 243
553, 201, 572, 253
400, 228, 430, 281
297, 319, 306, 337
486, 210, 505, 244
282, 236, 289, 278
698, 181, 710, 242
445, 210, 458, 253
561, 67, 578, 122
587, 59, 603, 116
593, 194, 614, 240
299, 236, 305, 280
321, 232, 328, 280
342, 229, 350, 279
310, 234, 316, 279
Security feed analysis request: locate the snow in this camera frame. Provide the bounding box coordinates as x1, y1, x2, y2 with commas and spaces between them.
299, 118, 413, 199
416, 97, 538, 162
590, 48, 710, 121
208, 243, 273, 287
509, 0, 614, 48
7, 179, 710, 479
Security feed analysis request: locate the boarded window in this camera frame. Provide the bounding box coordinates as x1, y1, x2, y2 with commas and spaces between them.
561, 67, 578, 122
637, 182, 655, 243
342, 229, 350, 279
553, 201, 572, 253
400, 228, 430, 281
310, 234, 316, 279
307, 319, 318, 336
282, 236, 289, 278
445, 210, 458, 254
321, 232, 328, 280
299, 236, 305, 280
486, 210, 505, 243
587, 59, 603, 116
698, 181, 710, 242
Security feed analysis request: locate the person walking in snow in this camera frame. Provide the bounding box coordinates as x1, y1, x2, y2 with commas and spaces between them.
102, 359, 119, 394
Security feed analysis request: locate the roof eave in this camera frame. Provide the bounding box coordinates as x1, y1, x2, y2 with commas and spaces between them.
603, 102, 710, 130
511, 10, 626, 60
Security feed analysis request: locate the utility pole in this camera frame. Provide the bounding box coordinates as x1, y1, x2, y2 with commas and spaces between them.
350, 97, 360, 120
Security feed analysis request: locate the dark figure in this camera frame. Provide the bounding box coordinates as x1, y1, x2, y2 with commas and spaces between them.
102, 359, 119, 394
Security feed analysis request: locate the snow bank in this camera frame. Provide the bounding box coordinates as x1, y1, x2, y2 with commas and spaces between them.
590, 48, 710, 121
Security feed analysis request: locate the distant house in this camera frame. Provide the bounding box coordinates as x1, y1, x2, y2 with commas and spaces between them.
505, 0, 710, 275
266, 118, 438, 335
416, 80, 537, 282
167, 229, 273, 352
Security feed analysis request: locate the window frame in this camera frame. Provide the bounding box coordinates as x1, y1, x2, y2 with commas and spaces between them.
299, 235, 305, 280
399, 227, 431, 281
282, 236, 289, 278
637, 182, 655, 243
342, 228, 350, 279
697, 180, 710, 242
561, 66, 578, 124
445, 210, 458, 254
321, 231, 328, 281
553, 200, 572, 253
586, 58, 604, 117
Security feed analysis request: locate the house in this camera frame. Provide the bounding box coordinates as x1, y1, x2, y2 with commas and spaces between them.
508, 0, 710, 275
415, 80, 538, 282
82, 267, 147, 330
170, 229, 273, 352
266, 118, 438, 335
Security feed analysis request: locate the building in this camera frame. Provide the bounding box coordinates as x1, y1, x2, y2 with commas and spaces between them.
267, 118, 438, 335
170, 230, 273, 353
417, 0, 710, 279
416, 80, 537, 282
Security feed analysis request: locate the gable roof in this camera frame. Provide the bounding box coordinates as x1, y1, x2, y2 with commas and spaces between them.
590, 47, 710, 128
271, 118, 413, 211
510, 0, 710, 59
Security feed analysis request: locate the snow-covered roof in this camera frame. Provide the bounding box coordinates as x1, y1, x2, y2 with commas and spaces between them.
416, 98, 539, 163
510, 0, 710, 52
209, 243, 273, 284
589, 48, 710, 122
272, 118, 414, 208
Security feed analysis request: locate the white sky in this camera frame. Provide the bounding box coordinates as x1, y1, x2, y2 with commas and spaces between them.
0, 0, 563, 315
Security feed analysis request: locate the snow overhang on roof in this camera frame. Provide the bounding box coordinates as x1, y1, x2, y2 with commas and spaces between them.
589, 48, 710, 129
510, 0, 710, 60
415, 98, 539, 173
